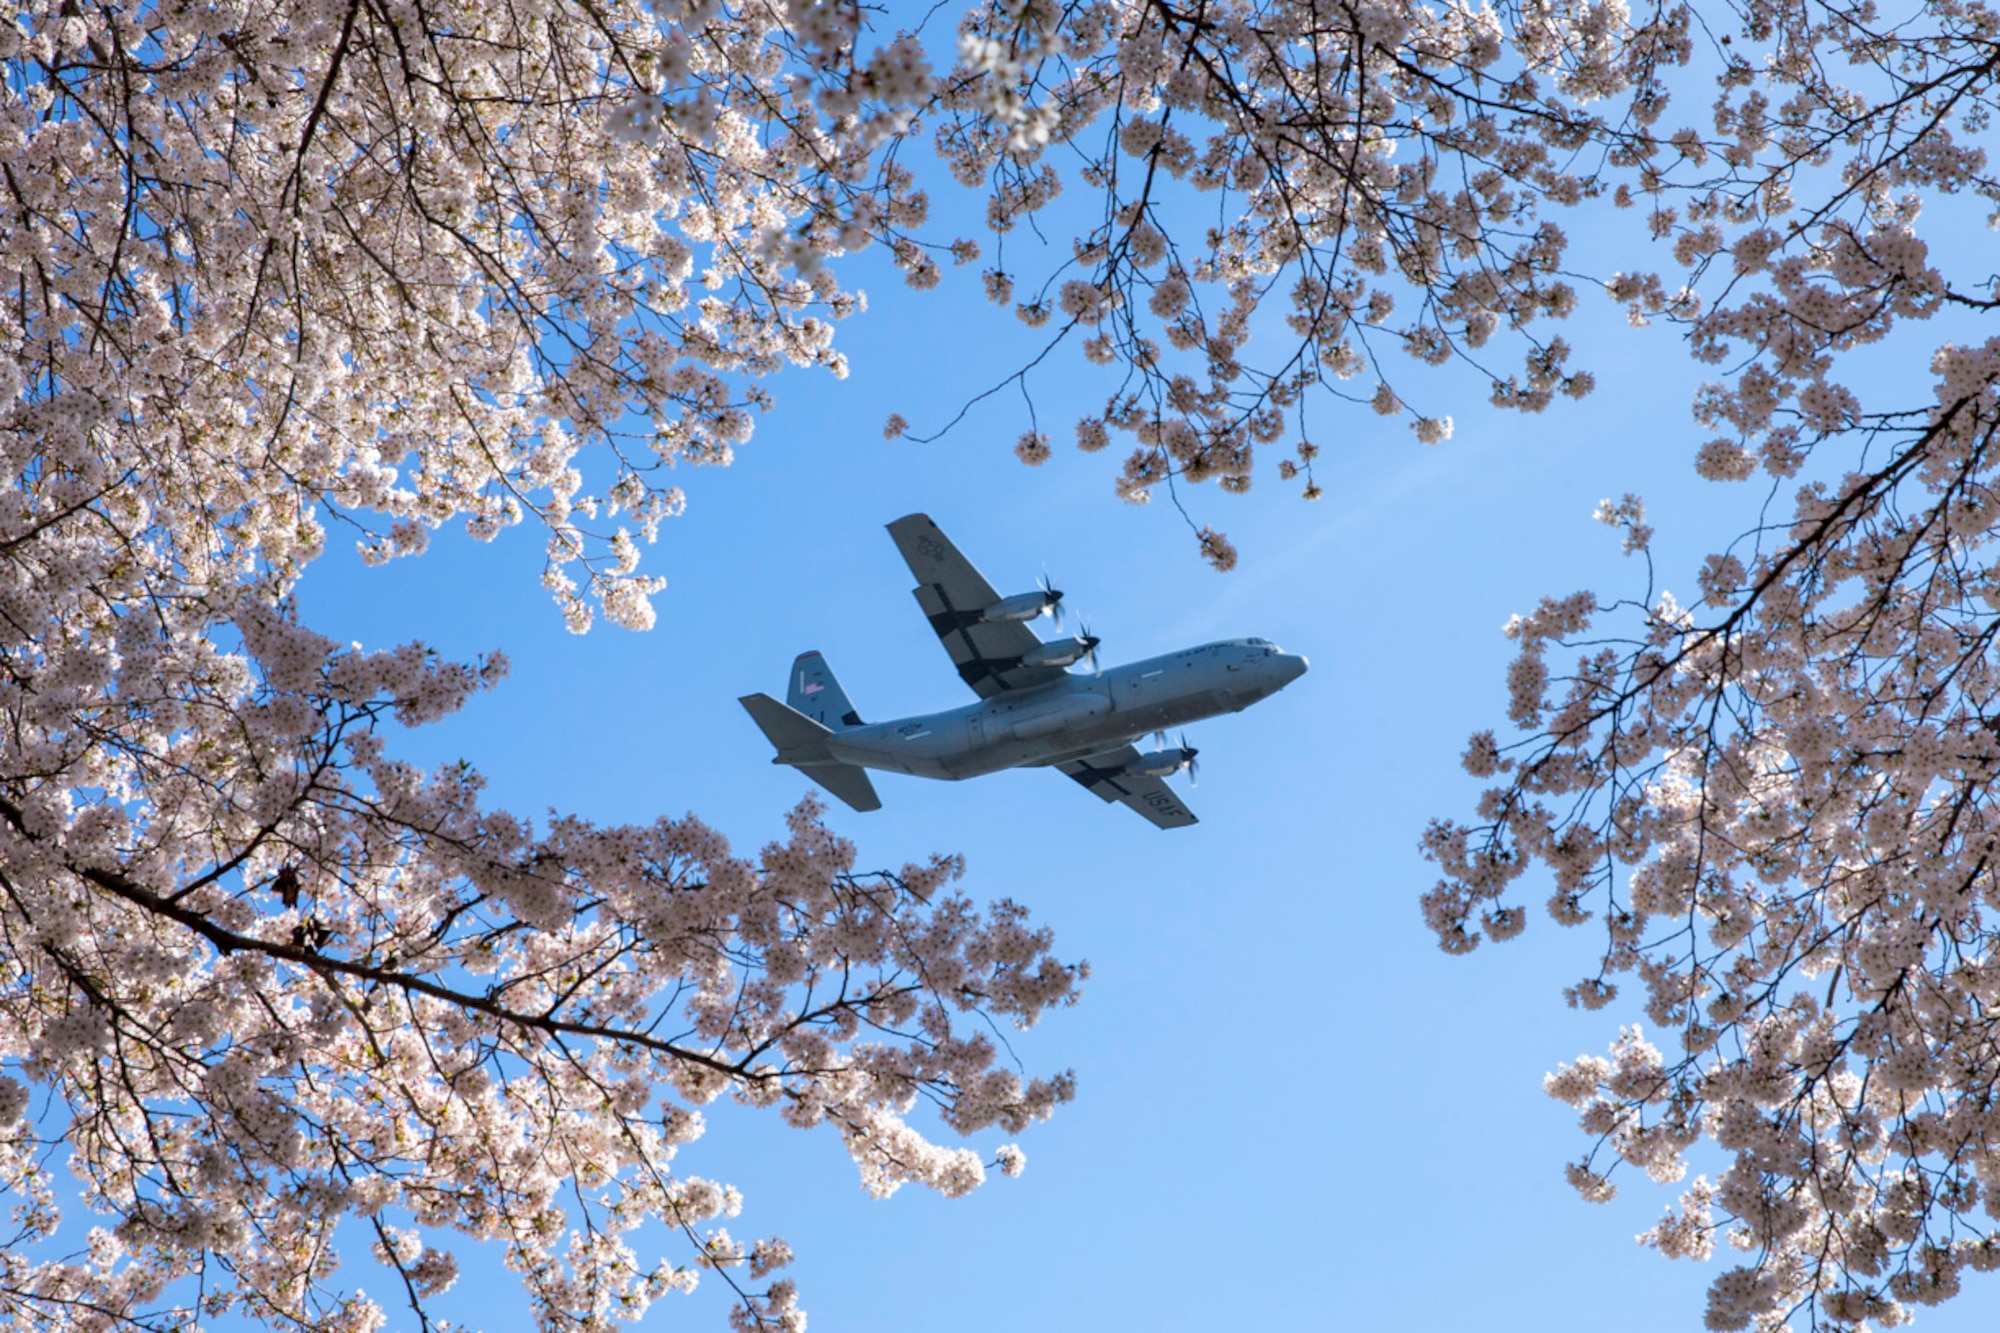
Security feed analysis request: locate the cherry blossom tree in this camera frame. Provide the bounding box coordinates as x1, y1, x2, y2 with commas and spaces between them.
933, 0, 2000, 1328
20, 0, 2000, 1326
1374, 6, 2000, 1332
2, 1, 1074, 1329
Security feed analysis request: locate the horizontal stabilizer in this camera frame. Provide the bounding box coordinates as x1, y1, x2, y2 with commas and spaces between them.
739, 693, 882, 812
741, 693, 834, 763
796, 760, 882, 813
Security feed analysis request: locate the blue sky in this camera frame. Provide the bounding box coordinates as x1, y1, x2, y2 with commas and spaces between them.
292, 219, 2000, 1332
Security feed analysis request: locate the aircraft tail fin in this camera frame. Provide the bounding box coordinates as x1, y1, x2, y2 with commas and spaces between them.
787, 651, 863, 730
738, 692, 882, 813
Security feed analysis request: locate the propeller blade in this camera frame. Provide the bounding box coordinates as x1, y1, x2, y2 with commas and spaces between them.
1040, 569, 1065, 630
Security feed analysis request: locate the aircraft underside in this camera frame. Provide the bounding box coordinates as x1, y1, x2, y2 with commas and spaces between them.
823, 683, 1247, 781
739, 513, 1307, 828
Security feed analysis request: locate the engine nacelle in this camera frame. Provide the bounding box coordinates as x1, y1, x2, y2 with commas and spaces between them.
982, 589, 1059, 622
1019, 636, 1098, 669
1126, 748, 1194, 778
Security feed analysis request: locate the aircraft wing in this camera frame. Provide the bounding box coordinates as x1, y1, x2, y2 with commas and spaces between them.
1057, 747, 1200, 830
886, 514, 1071, 699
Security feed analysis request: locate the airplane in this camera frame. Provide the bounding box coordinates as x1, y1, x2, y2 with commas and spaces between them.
738, 514, 1309, 829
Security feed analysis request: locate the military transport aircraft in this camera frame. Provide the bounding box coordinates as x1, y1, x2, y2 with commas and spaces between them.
738, 514, 1308, 829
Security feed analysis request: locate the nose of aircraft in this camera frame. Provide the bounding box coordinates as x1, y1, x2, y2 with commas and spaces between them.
1277, 652, 1309, 684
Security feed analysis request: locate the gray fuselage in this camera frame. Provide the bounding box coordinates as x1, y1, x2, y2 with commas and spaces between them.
825, 638, 1308, 779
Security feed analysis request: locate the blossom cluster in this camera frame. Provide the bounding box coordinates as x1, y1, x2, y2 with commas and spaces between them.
2, 589, 1082, 1333
0, 4, 1078, 1329
1, 0, 948, 635
925, 0, 1669, 555
1430, 341, 2000, 1327
1345, 0, 2000, 1325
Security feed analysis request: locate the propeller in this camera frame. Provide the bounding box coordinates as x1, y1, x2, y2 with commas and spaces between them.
1154, 730, 1199, 784
1077, 619, 1101, 673
1038, 569, 1066, 630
